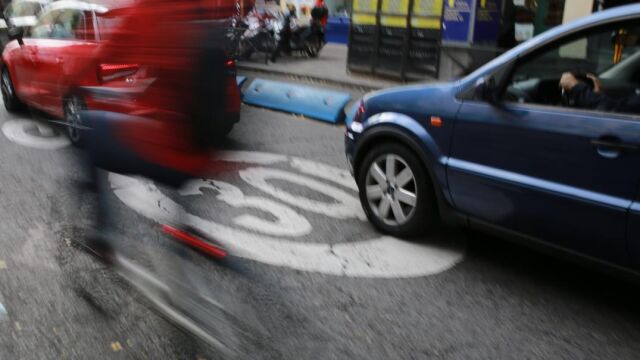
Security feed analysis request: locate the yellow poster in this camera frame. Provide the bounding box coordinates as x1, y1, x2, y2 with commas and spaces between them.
411, 0, 443, 29
353, 0, 378, 25
380, 0, 409, 27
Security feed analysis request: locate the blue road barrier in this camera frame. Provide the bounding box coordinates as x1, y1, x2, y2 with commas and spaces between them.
242, 79, 351, 123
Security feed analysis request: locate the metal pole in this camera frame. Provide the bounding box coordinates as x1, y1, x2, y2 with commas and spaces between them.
372, 0, 382, 74
401, 0, 415, 81
468, 0, 478, 43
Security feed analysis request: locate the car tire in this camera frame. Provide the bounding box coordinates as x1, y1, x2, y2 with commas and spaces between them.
357, 142, 436, 237
1, 67, 24, 113
64, 95, 87, 146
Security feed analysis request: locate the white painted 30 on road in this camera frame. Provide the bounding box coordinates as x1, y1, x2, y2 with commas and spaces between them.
0, 119, 465, 278
110, 151, 465, 278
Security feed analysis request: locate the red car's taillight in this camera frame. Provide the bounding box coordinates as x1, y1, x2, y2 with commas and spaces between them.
97, 63, 139, 83
224, 58, 236, 76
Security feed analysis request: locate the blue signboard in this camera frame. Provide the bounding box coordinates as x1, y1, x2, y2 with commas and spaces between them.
473, 0, 501, 43
442, 0, 472, 42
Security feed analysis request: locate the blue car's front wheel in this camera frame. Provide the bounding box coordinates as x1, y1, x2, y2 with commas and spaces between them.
357, 142, 436, 237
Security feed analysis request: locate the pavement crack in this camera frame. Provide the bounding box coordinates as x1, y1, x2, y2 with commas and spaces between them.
328, 243, 348, 275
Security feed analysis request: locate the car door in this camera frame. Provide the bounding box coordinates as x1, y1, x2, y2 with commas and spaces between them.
447, 20, 640, 266
630, 192, 640, 270
17, 7, 58, 107
31, 7, 89, 114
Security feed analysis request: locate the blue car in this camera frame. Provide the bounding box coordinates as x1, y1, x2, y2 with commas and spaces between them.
345, 4, 640, 269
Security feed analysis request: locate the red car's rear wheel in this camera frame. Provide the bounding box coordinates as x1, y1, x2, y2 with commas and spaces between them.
1, 68, 24, 113
64, 96, 87, 146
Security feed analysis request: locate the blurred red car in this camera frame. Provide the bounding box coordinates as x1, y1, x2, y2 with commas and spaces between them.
1, 0, 241, 145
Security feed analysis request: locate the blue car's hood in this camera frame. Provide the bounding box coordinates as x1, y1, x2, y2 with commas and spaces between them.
346, 82, 459, 125
364, 82, 451, 102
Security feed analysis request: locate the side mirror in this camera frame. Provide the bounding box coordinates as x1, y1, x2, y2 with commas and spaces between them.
474, 76, 500, 103
8, 26, 24, 46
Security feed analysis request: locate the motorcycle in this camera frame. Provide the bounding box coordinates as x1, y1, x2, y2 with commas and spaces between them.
272, 16, 325, 58
227, 11, 277, 63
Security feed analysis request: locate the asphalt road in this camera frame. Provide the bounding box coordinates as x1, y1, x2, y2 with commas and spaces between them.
0, 102, 640, 359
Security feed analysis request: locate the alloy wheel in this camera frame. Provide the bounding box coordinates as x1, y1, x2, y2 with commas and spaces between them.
365, 154, 418, 226
65, 97, 83, 144
2, 70, 13, 103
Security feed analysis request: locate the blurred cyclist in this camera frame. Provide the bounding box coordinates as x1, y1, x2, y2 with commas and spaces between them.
68, 1, 266, 355
77, 0, 235, 258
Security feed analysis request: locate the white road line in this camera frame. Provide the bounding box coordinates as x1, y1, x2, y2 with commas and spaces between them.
1, 119, 70, 150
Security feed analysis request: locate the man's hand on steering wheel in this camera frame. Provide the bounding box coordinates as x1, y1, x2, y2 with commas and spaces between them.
586, 73, 603, 94
559, 72, 599, 92
559, 72, 599, 106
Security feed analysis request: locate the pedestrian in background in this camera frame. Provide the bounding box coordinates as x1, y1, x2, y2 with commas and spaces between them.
311, 0, 328, 27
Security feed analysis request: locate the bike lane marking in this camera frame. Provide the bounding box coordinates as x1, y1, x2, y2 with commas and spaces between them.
110, 151, 465, 278
1, 119, 70, 150
0, 117, 466, 278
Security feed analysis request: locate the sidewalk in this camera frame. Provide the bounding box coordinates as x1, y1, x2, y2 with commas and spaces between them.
236, 43, 404, 91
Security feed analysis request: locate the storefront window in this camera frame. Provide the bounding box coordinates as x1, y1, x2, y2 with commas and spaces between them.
514, 0, 566, 43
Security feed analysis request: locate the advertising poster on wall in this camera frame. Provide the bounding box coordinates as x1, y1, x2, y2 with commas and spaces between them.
472, 0, 501, 43
442, 0, 472, 42
352, 0, 379, 25
411, 0, 443, 29
380, 0, 410, 27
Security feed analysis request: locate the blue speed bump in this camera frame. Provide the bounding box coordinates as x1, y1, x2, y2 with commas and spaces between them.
242, 79, 351, 123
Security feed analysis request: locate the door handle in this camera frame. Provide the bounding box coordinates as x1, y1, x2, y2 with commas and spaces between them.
591, 137, 639, 159
590, 139, 640, 152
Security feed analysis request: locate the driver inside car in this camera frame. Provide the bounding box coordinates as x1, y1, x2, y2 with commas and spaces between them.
559, 72, 640, 114
559, 28, 640, 114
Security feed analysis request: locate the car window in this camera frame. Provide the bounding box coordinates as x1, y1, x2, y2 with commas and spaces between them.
74, 10, 95, 40
5, 2, 42, 18
30, 8, 88, 40
96, 13, 122, 40
505, 21, 640, 116
29, 8, 58, 38
50, 9, 86, 39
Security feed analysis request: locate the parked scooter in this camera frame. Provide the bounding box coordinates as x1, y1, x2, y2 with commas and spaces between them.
272, 15, 324, 58
227, 10, 277, 63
